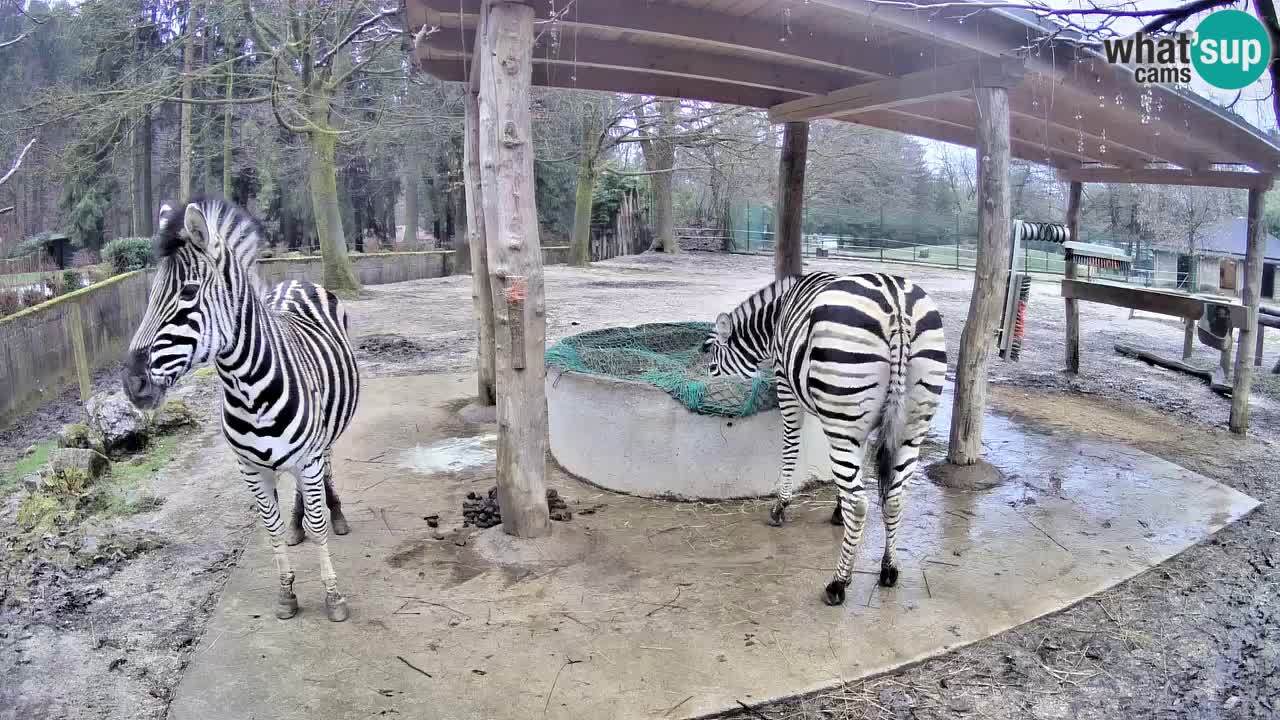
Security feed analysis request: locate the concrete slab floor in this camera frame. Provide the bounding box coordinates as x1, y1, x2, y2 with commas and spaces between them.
168, 373, 1259, 720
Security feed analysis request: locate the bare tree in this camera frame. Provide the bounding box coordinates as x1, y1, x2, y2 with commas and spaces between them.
0, 138, 34, 190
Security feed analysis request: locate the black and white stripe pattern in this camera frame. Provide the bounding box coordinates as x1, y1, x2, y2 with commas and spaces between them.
705, 272, 947, 606
123, 197, 360, 622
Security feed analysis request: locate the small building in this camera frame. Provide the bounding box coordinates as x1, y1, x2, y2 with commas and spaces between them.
1150, 218, 1280, 299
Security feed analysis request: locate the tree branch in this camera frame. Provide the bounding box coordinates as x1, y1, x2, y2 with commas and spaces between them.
0, 138, 36, 189
1142, 0, 1237, 32
0, 30, 30, 51
315, 7, 400, 68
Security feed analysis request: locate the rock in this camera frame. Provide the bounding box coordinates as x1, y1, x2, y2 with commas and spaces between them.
20, 474, 41, 492
152, 398, 194, 433
86, 392, 149, 457
22, 444, 37, 457
44, 447, 110, 494
58, 423, 102, 452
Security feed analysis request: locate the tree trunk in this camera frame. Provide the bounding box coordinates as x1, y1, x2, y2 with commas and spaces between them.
947, 86, 1012, 466
402, 150, 419, 248
307, 100, 361, 295
570, 152, 597, 265
478, 1, 551, 537
178, 2, 197, 200
1230, 188, 1266, 433
774, 121, 808, 280
223, 69, 234, 199
140, 110, 153, 236
464, 76, 495, 404
644, 100, 678, 253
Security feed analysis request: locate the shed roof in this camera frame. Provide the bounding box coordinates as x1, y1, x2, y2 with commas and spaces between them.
1198, 218, 1280, 260
407, 0, 1280, 177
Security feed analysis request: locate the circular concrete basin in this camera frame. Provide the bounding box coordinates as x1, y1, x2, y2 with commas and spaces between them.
546, 366, 831, 500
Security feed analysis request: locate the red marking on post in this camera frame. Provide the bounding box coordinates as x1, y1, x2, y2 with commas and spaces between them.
505, 276, 528, 302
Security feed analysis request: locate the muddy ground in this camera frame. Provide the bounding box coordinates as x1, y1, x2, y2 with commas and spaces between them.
2, 251, 1278, 719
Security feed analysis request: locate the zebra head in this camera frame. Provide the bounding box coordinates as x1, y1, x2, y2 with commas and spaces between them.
123, 198, 261, 409
703, 311, 768, 379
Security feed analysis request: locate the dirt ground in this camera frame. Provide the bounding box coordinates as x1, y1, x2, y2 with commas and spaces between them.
2, 251, 1278, 719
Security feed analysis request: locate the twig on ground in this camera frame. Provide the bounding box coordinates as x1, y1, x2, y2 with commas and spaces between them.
663, 695, 694, 717
645, 587, 684, 617
543, 658, 583, 715
735, 699, 773, 720
396, 655, 433, 678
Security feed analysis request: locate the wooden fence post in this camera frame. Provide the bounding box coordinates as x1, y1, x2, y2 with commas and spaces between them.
1063, 181, 1082, 373
478, 0, 551, 537
65, 303, 92, 406
1230, 187, 1267, 433
774, 121, 808, 280
947, 85, 1013, 466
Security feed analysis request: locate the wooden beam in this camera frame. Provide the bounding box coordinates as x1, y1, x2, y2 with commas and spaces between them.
463, 7, 495, 406
1059, 279, 1231, 320
1058, 167, 1275, 191
424, 25, 865, 97
947, 85, 1012, 467
416, 0, 915, 79
775, 121, 808, 280
1063, 181, 1082, 374
477, 0, 551, 537
846, 109, 1083, 170
418, 57, 803, 110
1230, 188, 1267, 433
769, 57, 1024, 123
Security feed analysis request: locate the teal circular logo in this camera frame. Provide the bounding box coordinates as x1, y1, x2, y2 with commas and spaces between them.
1192, 10, 1271, 90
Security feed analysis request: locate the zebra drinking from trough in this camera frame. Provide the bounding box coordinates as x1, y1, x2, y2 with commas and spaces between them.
703, 272, 946, 606
123, 198, 361, 622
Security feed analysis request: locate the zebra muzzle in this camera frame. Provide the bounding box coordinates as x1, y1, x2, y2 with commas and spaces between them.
122, 349, 165, 410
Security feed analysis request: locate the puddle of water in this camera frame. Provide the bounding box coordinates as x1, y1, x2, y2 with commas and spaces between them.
398, 434, 497, 475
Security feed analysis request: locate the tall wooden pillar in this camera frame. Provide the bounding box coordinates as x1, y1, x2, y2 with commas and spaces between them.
1230, 186, 1267, 433
463, 20, 496, 407
774, 121, 808, 280
947, 86, 1012, 466
477, 0, 551, 537
1063, 181, 1083, 373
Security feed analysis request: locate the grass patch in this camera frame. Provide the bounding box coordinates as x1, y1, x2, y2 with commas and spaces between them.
1, 439, 56, 496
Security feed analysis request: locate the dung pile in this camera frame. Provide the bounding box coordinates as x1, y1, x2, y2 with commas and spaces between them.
462, 487, 572, 528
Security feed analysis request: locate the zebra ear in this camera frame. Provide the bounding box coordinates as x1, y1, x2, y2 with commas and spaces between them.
715, 313, 732, 340
183, 203, 212, 255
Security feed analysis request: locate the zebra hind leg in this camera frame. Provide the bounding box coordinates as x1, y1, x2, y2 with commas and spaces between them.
323, 452, 350, 536
240, 461, 299, 619
285, 483, 306, 546
769, 388, 803, 527
822, 432, 870, 606
301, 454, 349, 622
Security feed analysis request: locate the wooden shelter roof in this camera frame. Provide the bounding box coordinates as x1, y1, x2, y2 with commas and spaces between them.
406, 0, 1280, 181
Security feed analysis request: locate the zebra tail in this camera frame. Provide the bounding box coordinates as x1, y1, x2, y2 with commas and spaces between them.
875, 311, 910, 501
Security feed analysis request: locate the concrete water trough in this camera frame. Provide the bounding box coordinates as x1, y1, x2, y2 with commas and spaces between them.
545, 323, 831, 500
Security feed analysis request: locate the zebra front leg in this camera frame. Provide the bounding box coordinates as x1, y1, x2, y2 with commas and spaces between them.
241, 461, 298, 619
768, 387, 803, 527
823, 433, 869, 606
323, 451, 350, 536
300, 454, 349, 622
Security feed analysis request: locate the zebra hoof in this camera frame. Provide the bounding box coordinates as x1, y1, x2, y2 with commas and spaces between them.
829, 505, 843, 526
325, 592, 350, 622
284, 525, 305, 546
767, 502, 787, 527
276, 590, 299, 620
879, 564, 899, 588
822, 580, 848, 606
331, 512, 350, 536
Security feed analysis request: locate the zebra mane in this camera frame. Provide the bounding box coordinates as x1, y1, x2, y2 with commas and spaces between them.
729, 274, 800, 329
154, 195, 266, 271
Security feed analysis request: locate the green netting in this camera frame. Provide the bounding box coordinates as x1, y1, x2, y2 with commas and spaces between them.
546, 322, 778, 418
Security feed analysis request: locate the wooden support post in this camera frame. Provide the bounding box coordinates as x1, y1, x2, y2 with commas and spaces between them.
1230, 188, 1266, 433
1256, 324, 1265, 366
477, 0, 551, 537
464, 32, 496, 407
947, 86, 1012, 467
1063, 181, 1082, 373
774, 121, 808, 280
65, 303, 92, 406
1183, 317, 1195, 361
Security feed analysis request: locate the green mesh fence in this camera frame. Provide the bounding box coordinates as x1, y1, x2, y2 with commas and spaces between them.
545, 322, 778, 418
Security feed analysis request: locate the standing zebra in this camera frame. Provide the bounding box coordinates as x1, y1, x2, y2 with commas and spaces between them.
704, 272, 946, 605
123, 198, 361, 622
